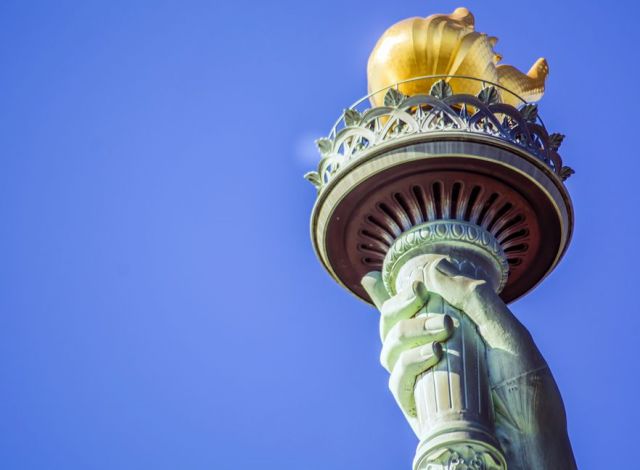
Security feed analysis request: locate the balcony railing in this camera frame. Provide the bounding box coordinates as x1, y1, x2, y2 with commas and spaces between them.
305, 76, 572, 192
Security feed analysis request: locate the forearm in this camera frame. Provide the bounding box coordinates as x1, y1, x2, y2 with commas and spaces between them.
493, 365, 577, 469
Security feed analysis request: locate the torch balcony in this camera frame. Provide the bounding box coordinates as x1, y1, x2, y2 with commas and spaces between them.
305, 76, 573, 192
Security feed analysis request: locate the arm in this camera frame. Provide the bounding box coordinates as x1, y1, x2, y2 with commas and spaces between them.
363, 256, 577, 469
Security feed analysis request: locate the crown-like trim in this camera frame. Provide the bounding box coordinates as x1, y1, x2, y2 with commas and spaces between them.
305, 80, 572, 192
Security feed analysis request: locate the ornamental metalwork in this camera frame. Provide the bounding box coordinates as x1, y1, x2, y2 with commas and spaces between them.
381, 220, 509, 296
305, 79, 573, 192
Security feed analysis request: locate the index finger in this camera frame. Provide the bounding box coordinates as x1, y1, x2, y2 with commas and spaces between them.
361, 271, 390, 309
379, 280, 430, 340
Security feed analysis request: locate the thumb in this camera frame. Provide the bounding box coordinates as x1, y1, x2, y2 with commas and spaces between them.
424, 256, 486, 312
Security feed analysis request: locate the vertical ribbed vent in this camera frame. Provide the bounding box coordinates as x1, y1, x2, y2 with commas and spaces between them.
360, 180, 530, 271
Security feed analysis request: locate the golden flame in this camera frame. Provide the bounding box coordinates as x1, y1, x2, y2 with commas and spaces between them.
367, 7, 548, 107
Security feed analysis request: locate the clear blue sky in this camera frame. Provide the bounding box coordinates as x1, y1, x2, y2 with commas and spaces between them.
0, 1, 637, 468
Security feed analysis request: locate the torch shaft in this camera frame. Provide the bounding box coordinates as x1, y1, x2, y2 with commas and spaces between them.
392, 253, 506, 469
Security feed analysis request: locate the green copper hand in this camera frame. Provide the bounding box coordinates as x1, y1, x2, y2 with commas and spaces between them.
363, 255, 577, 470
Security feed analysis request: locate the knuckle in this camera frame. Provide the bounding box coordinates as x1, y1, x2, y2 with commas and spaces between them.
394, 349, 415, 375
388, 371, 402, 395
380, 301, 395, 319
379, 349, 391, 371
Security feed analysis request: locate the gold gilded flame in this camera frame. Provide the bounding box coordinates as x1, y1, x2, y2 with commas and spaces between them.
367, 7, 548, 106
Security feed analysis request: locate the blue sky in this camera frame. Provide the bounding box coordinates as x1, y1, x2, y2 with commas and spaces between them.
0, 1, 638, 468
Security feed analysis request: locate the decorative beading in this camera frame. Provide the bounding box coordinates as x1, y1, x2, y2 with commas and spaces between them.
382, 220, 509, 295
305, 80, 573, 192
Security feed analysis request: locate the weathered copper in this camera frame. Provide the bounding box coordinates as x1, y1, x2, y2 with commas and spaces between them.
306, 7, 577, 469
311, 137, 572, 305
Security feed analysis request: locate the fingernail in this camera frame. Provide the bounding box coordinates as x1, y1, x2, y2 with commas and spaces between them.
442, 314, 454, 333
412, 280, 429, 300
435, 258, 459, 276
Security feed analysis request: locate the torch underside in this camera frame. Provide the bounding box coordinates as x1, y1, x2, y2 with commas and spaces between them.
311, 137, 572, 305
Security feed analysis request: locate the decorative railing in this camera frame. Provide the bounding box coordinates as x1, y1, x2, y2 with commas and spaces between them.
305, 77, 573, 191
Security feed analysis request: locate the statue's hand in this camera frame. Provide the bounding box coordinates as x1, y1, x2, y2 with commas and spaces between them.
361, 272, 453, 434
362, 258, 576, 468
420, 255, 577, 468
418, 255, 546, 383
